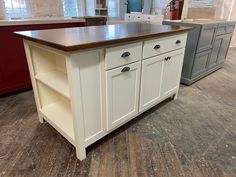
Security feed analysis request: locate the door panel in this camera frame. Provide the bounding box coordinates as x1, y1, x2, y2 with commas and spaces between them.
217, 34, 232, 64
208, 37, 222, 69
162, 49, 184, 97
192, 50, 211, 77
197, 25, 217, 53
106, 62, 141, 130
140, 56, 164, 112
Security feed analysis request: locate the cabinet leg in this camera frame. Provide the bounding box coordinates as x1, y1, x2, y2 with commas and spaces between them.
38, 114, 45, 123
76, 147, 86, 161
173, 93, 178, 100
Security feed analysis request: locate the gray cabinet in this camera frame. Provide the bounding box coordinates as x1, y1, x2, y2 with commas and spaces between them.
163, 20, 235, 85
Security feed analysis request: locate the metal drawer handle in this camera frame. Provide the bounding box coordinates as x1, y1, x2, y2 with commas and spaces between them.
121, 52, 131, 58
176, 40, 181, 44
154, 45, 161, 50
121, 67, 130, 73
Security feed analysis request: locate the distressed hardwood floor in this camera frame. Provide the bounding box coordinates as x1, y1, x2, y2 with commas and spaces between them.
1, 48, 236, 177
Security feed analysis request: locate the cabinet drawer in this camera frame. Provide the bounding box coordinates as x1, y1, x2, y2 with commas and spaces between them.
227, 23, 235, 33
216, 23, 227, 35
105, 42, 142, 70
143, 34, 187, 59
216, 23, 235, 35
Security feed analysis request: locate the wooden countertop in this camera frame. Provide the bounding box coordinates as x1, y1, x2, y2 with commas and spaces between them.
15, 23, 191, 52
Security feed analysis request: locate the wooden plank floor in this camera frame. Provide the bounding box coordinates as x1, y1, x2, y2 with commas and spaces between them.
1, 48, 236, 177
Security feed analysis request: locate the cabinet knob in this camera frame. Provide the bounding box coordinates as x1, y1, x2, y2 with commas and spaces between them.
176, 40, 181, 44
154, 45, 161, 50
121, 52, 131, 58
121, 67, 130, 73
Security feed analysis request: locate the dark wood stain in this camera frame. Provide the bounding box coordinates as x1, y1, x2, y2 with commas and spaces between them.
1, 49, 236, 176
15, 23, 191, 51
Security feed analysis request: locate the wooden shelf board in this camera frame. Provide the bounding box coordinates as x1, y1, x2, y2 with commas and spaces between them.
41, 101, 75, 145
35, 71, 70, 99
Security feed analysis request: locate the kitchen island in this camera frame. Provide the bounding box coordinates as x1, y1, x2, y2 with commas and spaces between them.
16, 23, 191, 160
163, 19, 236, 85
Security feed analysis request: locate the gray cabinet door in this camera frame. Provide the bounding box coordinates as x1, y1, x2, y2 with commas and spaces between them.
217, 34, 232, 64
192, 50, 211, 78
208, 36, 222, 69
197, 24, 217, 53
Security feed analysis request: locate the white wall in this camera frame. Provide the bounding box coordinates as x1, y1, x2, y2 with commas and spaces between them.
152, 0, 168, 15
0, 0, 5, 19
230, 0, 236, 47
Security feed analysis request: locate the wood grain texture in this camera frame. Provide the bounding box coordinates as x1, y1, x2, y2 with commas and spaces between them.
1, 49, 236, 176
15, 23, 191, 51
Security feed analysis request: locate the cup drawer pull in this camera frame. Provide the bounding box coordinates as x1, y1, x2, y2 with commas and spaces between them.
176, 40, 181, 44
165, 57, 171, 61
154, 45, 161, 49
121, 52, 131, 58
121, 67, 130, 72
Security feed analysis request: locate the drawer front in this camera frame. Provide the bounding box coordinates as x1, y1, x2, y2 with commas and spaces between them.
143, 34, 187, 59
216, 23, 227, 35
134, 15, 144, 21
105, 42, 142, 70
227, 24, 235, 33
216, 23, 235, 35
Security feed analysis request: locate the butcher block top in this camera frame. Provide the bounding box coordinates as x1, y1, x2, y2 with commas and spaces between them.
15, 23, 191, 52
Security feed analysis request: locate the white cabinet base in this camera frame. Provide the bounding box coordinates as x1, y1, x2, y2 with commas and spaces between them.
23, 32, 187, 161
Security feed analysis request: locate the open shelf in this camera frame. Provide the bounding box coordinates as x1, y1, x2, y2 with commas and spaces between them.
35, 71, 70, 99
40, 100, 75, 145
30, 45, 70, 98
37, 82, 75, 145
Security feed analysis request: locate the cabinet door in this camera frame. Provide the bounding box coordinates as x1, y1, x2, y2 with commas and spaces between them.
208, 36, 222, 69
197, 24, 217, 53
106, 62, 141, 130
217, 34, 232, 64
162, 49, 184, 97
140, 56, 164, 112
192, 50, 211, 78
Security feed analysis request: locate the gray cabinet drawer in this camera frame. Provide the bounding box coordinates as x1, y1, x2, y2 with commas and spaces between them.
216, 23, 235, 35
216, 23, 227, 35
227, 23, 235, 33
192, 50, 211, 77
